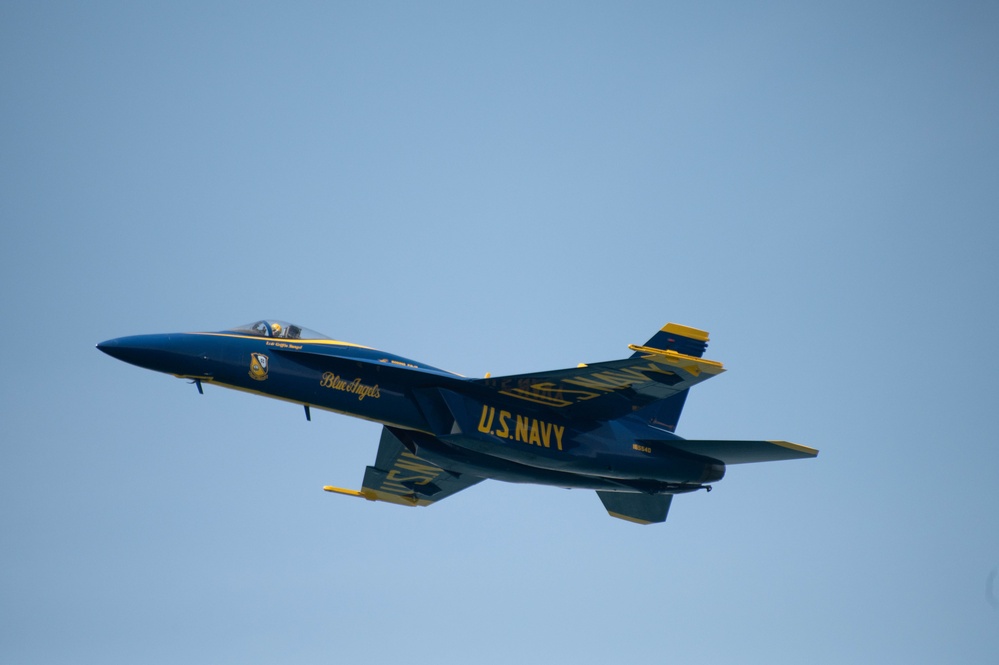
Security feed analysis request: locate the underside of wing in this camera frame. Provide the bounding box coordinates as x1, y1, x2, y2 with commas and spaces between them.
324, 427, 485, 507
472, 340, 724, 421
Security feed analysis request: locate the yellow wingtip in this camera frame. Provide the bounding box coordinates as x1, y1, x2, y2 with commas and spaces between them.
766, 440, 820, 457
323, 486, 376, 501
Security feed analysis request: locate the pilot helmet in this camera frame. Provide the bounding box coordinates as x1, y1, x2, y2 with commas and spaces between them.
270, 322, 282, 336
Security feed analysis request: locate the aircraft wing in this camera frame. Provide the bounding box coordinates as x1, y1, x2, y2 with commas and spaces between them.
324, 427, 485, 507
472, 346, 725, 421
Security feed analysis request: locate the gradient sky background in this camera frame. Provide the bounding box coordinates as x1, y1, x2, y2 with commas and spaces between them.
3, 2, 998, 663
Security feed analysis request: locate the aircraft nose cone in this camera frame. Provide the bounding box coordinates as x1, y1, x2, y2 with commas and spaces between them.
96, 333, 210, 377
97, 336, 152, 365
96, 337, 125, 360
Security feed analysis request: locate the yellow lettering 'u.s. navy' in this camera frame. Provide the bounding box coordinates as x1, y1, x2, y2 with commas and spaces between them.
477, 405, 565, 451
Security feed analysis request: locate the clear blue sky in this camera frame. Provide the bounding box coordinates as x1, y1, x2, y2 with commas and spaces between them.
3, 2, 998, 663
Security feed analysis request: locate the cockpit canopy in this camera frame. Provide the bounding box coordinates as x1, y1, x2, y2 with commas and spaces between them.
229, 320, 331, 340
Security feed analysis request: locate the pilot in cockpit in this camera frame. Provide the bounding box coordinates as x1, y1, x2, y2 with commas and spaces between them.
250, 320, 272, 337
242, 320, 309, 340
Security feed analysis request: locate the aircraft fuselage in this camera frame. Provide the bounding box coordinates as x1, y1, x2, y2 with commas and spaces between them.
97, 320, 816, 524
97, 330, 722, 492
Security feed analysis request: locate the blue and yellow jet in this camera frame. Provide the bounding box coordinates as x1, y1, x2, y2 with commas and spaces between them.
97, 320, 816, 524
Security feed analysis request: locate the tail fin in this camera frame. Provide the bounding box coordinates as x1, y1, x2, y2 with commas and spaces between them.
597, 491, 674, 524
630, 322, 710, 359
635, 390, 689, 433
627, 323, 711, 431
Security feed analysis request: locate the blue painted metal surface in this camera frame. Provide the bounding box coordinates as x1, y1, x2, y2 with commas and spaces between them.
98, 319, 816, 524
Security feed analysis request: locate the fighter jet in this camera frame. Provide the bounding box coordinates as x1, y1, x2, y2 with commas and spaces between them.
98, 320, 816, 524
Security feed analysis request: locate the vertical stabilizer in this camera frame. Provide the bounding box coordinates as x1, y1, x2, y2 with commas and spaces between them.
630, 322, 709, 359
597, 491, 673, 524
625, 323, 711, 431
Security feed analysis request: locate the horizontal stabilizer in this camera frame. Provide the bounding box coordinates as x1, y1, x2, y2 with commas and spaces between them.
661, 439, 818, 464
597, 491, 673, 524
